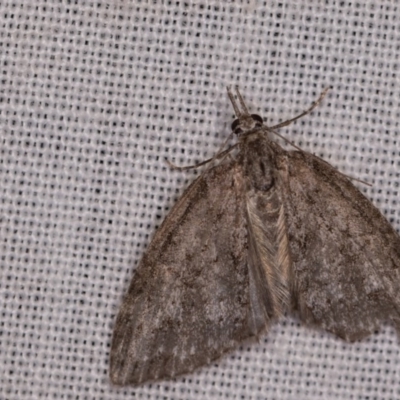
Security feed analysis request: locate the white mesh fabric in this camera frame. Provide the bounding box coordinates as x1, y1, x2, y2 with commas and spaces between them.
1, 1, 400, 399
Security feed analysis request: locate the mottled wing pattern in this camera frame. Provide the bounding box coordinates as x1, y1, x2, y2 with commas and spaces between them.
278, 149, 400, 341
110, 160, 271, 386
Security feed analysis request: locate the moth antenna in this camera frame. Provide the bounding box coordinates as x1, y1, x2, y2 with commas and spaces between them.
269, 86, 331, 130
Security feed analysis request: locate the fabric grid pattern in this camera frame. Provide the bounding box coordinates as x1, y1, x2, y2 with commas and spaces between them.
1, 1, 399, 399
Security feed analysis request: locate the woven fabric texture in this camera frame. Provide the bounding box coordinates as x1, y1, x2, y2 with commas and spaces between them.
1, 1, 400, 399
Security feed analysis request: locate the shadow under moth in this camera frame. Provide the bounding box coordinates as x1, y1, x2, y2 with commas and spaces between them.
110, 87, 400, 386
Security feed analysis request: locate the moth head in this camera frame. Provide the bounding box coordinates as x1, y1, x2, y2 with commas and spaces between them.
231, 114, 263, 136
227, 86, 264, 136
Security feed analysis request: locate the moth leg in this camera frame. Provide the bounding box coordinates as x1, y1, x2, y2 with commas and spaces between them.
165, 155, 217, 171
165, 143, 239, 171
271, 127, 371, 187
270, 87, 331, 130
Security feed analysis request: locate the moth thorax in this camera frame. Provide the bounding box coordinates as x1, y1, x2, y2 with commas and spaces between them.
243, 136, 276, 192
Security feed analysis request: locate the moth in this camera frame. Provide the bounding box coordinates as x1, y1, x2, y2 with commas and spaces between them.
110, 87, 400, 386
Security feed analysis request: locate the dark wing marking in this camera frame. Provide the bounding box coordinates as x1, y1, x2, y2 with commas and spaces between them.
110, 160, 271, 386
279, 149, 400, 341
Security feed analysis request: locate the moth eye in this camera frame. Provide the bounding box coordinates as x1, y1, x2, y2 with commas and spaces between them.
251, 114, 263, 126
231, 119, 242, 134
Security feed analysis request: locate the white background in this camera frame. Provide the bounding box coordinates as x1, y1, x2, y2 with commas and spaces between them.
1, 1, 400, 399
